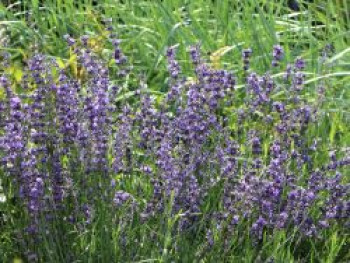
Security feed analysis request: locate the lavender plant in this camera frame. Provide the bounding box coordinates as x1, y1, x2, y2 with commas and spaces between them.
0, 34, 349, 262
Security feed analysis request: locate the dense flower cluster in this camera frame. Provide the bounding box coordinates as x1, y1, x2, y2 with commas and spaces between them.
0, 35, 349, 260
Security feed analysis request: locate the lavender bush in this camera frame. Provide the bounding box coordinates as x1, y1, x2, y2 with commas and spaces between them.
0, 33, 349, 262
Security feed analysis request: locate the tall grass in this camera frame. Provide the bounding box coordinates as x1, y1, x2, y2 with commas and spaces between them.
1, 1, 349, 117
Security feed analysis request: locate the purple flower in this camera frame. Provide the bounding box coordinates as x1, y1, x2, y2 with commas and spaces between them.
294, 57, 305, 70
272, 45, 284, 67
189, 43, 202, 66
242, 48, 253, 70
251, 216, 267, 239
166, 45, 181, 79
113, 190, 133, 207
64, 34, 76, 46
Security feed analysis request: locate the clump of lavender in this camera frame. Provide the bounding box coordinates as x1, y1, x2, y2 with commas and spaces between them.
55, 71, 80, 153
72, 34, 113, 174
0, 30, 349, 262
0, 76, 25, 179
113, 104, 133, 174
